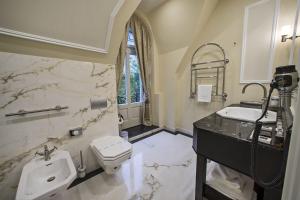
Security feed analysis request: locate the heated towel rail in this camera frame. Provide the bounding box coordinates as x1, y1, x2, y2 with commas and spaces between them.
190, 43, 229, 101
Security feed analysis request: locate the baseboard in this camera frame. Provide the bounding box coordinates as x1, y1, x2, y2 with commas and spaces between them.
175, 130, 193, 138
129, 127, 162, 143
164, 126, 193, 136
175, 127, 193, 135
68, 167, 104, 189
163, 126, 176, 133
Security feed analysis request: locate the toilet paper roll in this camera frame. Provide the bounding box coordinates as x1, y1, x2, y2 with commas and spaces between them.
118, 114, 124, 125
90, 98, 107, 110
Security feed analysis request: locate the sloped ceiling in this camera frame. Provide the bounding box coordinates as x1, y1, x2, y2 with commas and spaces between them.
0, 0, 124, 53
138, 0, 169, 13
145, 0, 206, 54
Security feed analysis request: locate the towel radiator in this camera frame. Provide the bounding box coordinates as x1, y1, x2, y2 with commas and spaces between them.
190, 43, 229, 101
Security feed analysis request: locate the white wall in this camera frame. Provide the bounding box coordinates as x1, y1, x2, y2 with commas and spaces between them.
282, 1, 300, 197
140, 0, 219, 131
145, 0, 297, 134
0, 52, 118, 199
159, 47, 188, 131
175, 0, 258, 133
282, 84, 300, 200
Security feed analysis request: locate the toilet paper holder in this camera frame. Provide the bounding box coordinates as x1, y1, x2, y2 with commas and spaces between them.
90, 98, 108, 110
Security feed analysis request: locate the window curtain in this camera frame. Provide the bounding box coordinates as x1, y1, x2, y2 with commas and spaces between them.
129, 14, 153, 126
115, 23, 129, 90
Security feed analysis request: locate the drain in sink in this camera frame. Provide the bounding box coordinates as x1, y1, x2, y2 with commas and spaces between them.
47, 176, 56, 182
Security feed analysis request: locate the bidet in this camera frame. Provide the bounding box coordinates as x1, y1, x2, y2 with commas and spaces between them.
16, 150, 76, 200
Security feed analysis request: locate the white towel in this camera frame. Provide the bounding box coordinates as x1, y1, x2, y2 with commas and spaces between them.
197, 85, 212, 102
206, 161, 255, 200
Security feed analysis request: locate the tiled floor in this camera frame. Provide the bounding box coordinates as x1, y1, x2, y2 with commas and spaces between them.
62, 131, 197, 200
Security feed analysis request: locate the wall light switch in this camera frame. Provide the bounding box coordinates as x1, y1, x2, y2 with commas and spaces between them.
69, 127, 83, 136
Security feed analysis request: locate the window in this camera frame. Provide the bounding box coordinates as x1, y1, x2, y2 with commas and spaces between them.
117, 30, 143, 105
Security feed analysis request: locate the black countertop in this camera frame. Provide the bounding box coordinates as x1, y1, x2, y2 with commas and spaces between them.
193, 104, 282, 149
193, 108, 255, 142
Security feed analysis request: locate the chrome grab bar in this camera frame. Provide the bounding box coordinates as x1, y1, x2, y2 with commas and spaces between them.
5, 105, 68, 117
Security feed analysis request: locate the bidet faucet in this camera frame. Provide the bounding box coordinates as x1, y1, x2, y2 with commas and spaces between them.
242, 83, 268, 111
35, 145, 57, 161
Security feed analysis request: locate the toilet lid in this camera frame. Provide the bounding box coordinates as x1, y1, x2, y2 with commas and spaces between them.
91, 136, 132, 159
93, 146, 132, 161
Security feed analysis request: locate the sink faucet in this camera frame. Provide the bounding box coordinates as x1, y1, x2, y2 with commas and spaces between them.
35, 145, 57, 161
242, 83, 268, 111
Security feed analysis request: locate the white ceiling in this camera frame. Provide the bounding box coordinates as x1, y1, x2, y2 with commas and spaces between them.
138, 0, 169, 13
0, 0, 123, 53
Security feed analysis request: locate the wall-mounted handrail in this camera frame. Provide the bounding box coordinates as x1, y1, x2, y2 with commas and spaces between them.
5, 105, 68, 117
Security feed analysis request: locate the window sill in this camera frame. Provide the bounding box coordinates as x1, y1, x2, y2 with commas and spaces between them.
118, 102, 143, 109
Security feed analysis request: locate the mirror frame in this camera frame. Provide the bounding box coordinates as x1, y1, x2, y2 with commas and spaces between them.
240, 0, 280, 83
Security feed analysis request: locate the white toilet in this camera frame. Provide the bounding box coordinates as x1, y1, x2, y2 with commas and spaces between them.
90, 136, 132, 174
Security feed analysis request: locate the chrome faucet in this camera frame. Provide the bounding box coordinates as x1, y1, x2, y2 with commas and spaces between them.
242, 83, 268, 111
35, 145, 57, 161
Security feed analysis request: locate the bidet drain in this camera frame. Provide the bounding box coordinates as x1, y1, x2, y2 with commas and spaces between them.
47, 176, 55, 182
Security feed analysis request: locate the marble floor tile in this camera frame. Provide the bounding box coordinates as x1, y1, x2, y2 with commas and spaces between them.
62, 131, 197, 200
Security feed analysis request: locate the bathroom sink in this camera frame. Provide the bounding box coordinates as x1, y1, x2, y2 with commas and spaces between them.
16, 150, 76, 200
216, 107, 277, 123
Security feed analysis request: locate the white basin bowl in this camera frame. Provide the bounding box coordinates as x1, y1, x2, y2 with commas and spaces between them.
216, 107, 277, 123
16, 150, 77, 200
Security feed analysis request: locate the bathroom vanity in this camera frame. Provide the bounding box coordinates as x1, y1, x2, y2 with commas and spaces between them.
193, 104, 291, 200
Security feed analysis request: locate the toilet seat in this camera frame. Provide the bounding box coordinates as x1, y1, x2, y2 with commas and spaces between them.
90, 136, 132, 174
91, 136, 132, 159
92, 145, 131, 161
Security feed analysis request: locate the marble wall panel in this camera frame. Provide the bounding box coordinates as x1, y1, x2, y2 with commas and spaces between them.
0, 52, 119, 199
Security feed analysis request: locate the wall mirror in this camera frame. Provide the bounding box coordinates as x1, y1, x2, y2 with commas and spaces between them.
240, 0, 280, 83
